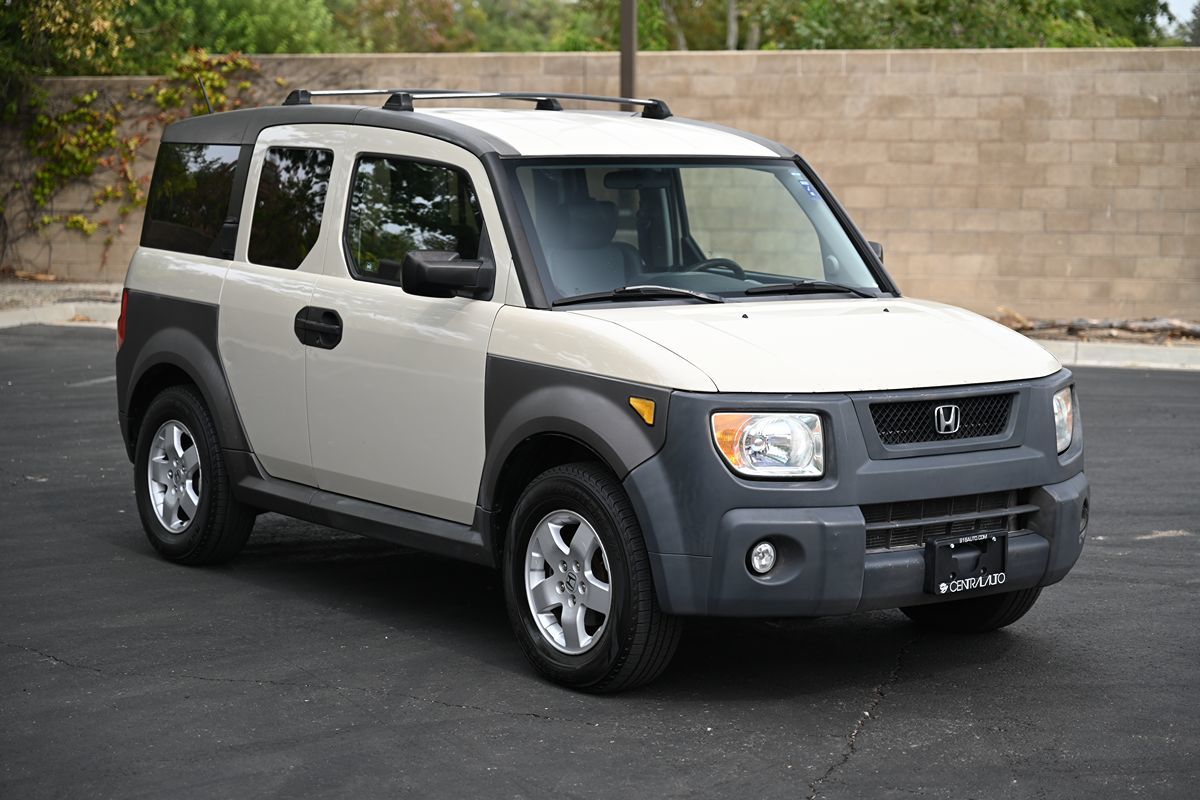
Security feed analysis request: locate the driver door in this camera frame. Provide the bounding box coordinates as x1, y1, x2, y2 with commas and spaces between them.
303, 130, 513, 524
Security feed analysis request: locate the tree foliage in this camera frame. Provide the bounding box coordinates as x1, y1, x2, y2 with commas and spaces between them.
128, 0, 337, 73
1, 0, 135, 118
0, 0, 1184, 83
461, 1, 577, 52
1183, 1, 1200, 45
750, 0, 1140, 50
525, 0, 1156, 52
1076, 1, 1174, 45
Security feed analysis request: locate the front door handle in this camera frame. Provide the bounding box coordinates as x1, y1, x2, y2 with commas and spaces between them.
294, 307, 343, 350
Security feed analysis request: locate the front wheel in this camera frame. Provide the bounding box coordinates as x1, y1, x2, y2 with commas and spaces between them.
503, 462, 681, 693
900, 587, 1043, 633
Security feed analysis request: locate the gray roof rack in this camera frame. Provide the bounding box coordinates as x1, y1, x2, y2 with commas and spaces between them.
282, 88, 672, 120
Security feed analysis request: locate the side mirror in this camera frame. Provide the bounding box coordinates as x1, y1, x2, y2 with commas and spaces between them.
391, 251, 494, 299
868, 240, 884, 262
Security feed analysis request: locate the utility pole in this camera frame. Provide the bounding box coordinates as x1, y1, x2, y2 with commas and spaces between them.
620, 0, 637, 101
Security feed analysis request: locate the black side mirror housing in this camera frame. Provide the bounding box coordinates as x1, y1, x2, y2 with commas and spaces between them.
868, 240, 884, 262
392, 251, 495, 299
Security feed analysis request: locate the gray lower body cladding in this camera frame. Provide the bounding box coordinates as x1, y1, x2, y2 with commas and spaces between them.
623, 370, 1087, 616
116, 290, 250, 461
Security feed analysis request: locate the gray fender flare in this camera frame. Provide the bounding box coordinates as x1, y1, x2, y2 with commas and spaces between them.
116, 292, 249, 455
479, 356, 671, 512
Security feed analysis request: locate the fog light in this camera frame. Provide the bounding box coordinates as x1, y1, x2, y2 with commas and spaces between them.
749, 541, 777, 574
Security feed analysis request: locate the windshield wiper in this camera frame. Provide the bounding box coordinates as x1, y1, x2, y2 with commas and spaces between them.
743, 279, 875, 299
553, 284, 725, 307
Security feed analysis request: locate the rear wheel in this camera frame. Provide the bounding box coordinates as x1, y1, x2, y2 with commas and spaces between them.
134, 385, 254, 565
901, 587, 1042, 633
503, 462, 681, 693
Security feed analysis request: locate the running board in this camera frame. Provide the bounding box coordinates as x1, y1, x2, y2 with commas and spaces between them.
225, 451, 496, 567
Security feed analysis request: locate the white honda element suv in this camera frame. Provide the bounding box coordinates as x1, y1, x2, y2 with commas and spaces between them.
116, 89, 1088, 692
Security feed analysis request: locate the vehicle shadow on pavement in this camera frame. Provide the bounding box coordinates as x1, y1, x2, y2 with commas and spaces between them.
102, 512, 1064, 701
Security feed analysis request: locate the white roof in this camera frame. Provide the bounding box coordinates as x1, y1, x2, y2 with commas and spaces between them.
418, 109, 781, 158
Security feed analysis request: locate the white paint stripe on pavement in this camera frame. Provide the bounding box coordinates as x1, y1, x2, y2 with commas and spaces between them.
66, 375, 116, 388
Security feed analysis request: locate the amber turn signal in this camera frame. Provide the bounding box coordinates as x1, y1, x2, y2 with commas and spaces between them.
628, 396, 656, 426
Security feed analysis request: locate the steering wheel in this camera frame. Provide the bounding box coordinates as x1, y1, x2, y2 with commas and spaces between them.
691, 258, 745, 279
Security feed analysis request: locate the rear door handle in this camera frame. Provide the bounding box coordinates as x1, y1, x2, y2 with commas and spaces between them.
294, 307, 343, 350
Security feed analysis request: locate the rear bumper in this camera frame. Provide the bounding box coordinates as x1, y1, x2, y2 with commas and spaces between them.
623, 370, 1088, 617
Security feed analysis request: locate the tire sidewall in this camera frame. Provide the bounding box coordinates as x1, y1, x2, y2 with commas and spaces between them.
134, 388, 214, 561
504, 470, 639, 688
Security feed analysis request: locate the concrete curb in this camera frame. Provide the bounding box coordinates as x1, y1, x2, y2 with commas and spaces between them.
0, 301, 119, 330
1036, 339, 1200, 372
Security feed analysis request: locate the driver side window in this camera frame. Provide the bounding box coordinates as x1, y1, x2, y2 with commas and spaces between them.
680, 168, 824, 279
344, 155, 483, 285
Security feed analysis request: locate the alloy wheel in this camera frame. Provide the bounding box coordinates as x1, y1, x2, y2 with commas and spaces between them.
524, 510, 612, 655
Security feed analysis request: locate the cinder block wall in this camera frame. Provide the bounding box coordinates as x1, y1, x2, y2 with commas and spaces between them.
6, 49, 1199, 319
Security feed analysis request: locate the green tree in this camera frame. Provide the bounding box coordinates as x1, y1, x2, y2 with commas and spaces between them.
757, 0, 1136, 49
1184, 1, 1200, 44
127, 0, 336, 72
1077, 1, 1173, 45
1, 0, 135, 117
461, 0, 574, 52
544, 0, 1146, 51
555, 0, 672, 51
327, 0, 472, 52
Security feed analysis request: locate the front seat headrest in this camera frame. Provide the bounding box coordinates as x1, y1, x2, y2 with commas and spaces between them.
545, 200, 619, 250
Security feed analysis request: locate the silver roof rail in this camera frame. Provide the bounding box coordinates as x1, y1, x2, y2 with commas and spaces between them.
282, 88, 672, 120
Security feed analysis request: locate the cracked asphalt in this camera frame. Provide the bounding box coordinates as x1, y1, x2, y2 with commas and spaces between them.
2, 325, 1198, 799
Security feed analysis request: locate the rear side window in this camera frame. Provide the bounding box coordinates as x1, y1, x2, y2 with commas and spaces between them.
247, 147, 334, 270
344, 156, 482, 283
142, 143, 240, 257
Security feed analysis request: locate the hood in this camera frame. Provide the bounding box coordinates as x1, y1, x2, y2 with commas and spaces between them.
570, 297, 1061, 393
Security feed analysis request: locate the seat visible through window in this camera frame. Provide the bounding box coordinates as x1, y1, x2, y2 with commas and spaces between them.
541, 200, 640, 297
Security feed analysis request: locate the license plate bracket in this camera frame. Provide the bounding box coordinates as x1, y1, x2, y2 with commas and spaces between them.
924, 531, 1008, 596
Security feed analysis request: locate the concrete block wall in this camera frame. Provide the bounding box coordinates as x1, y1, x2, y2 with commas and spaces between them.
5, 49, 1198, 319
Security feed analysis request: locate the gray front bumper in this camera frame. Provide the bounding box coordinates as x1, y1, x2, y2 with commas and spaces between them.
623, 370, 1087, 617
642, 473, 1087, 616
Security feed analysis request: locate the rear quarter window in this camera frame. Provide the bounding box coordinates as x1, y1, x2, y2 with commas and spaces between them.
141, 143, 240, 257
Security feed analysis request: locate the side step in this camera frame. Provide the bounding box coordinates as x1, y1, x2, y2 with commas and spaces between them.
226, 451, 496, 567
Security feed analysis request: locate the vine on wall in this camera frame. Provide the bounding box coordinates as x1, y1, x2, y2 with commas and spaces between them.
1, 49, 266, 274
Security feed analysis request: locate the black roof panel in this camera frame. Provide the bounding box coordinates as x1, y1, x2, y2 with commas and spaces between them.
160, 104, 519, 156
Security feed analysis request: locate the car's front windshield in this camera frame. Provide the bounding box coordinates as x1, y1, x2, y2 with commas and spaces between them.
506, 159, 887, 305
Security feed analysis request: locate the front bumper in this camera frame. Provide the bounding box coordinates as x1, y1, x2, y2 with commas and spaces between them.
623, 370, 1088, 617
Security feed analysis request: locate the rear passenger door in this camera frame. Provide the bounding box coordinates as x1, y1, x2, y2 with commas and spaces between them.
218, 126, 335, 485
304, 129, 513, 525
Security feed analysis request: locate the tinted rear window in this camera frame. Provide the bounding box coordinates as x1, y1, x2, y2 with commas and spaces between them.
248, 147, 334, 270
141, 143, 240, 257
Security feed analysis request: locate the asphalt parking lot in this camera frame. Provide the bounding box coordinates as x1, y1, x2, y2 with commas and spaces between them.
1, 324, 1197, 799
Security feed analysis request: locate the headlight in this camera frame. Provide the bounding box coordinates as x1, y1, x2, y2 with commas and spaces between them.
1053, 387, 1074, 454
711, 413, 824, 478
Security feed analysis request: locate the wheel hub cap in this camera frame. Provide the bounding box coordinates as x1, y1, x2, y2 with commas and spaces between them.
147, 419, 201, 534
524, 510, 612, 655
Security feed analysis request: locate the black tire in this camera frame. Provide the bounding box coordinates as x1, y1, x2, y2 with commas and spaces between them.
900, 587, 1043, 633
503, 462, 681, 693
133, 385, 254, 565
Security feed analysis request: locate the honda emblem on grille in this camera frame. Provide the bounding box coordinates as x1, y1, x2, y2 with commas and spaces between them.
934, 404, 961, 435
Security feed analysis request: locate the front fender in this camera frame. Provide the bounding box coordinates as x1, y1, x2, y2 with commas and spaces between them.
479, 356, 671, 510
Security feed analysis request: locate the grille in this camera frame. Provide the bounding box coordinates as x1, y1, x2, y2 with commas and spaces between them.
862, 489, 1035, 551
870, 393, 1015, 445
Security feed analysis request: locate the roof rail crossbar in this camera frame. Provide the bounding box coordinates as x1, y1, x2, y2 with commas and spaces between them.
282, 88, 671, 119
